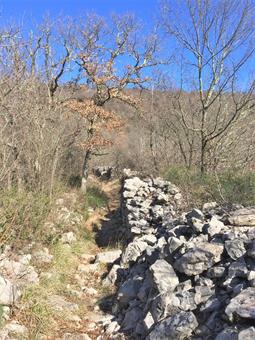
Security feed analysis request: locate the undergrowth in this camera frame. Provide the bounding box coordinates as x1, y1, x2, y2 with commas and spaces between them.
86, 186, 109, 209
0, 189, 51, 246
0, 180, 109, 248
165, 165, 255, 208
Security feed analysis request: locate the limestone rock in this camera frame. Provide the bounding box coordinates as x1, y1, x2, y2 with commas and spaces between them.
168, 236, 184, 254
61, 231, 76, 244
121, 241, 148, 265
95, 250, 121, 264
225, 239, 246, 260
204, 216, 224, 236
225, 287, 255, 321
174, 242, 223, 275
150, 259, 179, 293
228, 208, 255, 226
3, 321, 28, 338
238, 327, 255, 340
0, 275, 19, 305
186, 209, 204, 222
203, 202, 218, 211
103, 264, 121, 286
228, 257, 248, 278
207, 266, 226, 278
146, 311, 198, 340
0, 257, 39, 284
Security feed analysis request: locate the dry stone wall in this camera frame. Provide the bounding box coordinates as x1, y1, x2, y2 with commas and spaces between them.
103, 172, 255, 339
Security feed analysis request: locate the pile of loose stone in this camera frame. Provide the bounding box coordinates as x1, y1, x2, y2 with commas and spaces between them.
93, 166, 115, 181
103, 172, 255, 339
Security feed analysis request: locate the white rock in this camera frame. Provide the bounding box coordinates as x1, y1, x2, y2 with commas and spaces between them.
61, 231, 77, 244
95, 250, 121, 264
4, 320, 28, 337
228, 208, 255, 226
225, 287, 255, 321
0, 258, 39, 284
238, 327, 255, 340
203, 202, 217, 211
0, 275, 19, 305
150, 259, 179, 294
82, 287, 98, 296
106, 321, 120, 335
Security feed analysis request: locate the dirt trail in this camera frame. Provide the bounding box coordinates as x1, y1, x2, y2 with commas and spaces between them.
48, 179, 122, 340
6, 179, 123, 340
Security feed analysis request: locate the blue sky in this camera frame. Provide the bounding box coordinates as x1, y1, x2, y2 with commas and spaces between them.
0, 0, 159, 27
0, 0, 253, 90
0, 0, 162, 84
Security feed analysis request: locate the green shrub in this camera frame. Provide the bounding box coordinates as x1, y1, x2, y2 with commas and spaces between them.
165, 166, 255, 208
86, 186, 109, 209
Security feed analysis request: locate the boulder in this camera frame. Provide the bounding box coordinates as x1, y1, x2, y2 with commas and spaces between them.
204, 216, 224, 236
174, 242, 223, 275
203, 202, 218, 211
168, 236, 184, 254
150, 259, 179, 294
186, 209, 204, 222
121, 241, 148, 265
228, 208, 255, 226
225, 287, 255, 321
103, 264, 121, 286
207, 266, 226, 278
0, 257, 39, 284
238, 327, 255, 340
146, 311, 198, 340
48, 295, 79, 312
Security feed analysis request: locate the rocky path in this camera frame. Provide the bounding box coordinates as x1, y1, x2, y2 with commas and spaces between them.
0, 179, 123, 340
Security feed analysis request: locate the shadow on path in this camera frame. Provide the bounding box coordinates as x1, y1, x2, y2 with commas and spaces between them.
93, 207, 125, 248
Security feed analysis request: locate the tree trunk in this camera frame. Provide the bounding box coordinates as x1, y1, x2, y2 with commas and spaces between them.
49, 147, 59, 200
81, 149, 91, 193
200, 137, 207, 174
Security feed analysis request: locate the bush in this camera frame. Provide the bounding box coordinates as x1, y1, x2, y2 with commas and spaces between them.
165, 166, 255, 208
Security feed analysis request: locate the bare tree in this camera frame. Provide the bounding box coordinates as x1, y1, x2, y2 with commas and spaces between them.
67, 13, 161, 190
161, 0, 255, 173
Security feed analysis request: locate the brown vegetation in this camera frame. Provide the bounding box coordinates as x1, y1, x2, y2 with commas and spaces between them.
0, 1, 254, 196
